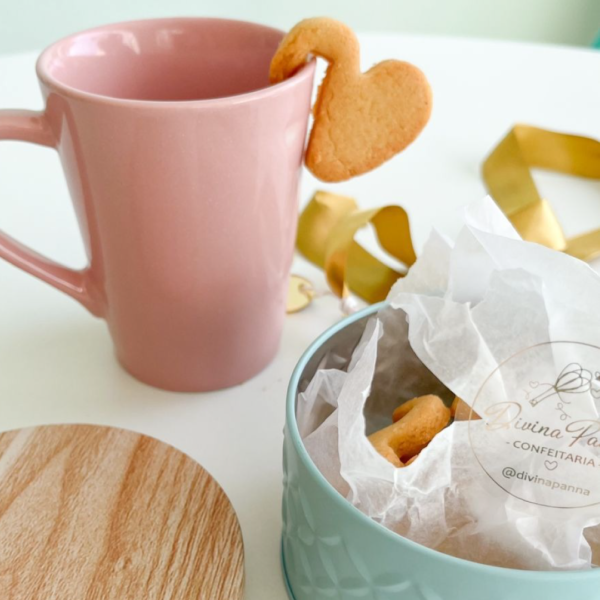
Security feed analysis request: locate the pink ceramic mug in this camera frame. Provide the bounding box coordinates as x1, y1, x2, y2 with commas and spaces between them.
0, 18, 315, 392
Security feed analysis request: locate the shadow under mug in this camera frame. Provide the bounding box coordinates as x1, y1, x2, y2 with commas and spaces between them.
0, 18, 316, 392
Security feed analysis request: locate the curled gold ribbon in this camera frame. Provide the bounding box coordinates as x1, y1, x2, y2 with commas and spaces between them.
297, 191, 416, 303
483, 125, 600, 261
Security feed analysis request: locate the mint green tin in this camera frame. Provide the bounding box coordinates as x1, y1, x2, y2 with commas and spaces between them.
282, 303, 600, 600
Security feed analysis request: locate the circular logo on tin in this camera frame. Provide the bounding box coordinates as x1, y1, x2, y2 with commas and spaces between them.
469, 341, 600, 509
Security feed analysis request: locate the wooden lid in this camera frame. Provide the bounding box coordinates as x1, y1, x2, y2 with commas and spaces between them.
0, 424, 244, 599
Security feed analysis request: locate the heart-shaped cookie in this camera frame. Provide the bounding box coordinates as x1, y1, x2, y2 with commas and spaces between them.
270, 18, 432, 182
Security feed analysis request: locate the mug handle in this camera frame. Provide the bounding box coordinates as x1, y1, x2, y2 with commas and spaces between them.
0, 110, 102, 316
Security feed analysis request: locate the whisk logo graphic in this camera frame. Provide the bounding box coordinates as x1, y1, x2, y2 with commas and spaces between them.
528, 363, 600, 408
468, 342, 600, 509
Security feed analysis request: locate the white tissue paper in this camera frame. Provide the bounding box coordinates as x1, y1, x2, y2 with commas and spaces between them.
297, 197, 600, 570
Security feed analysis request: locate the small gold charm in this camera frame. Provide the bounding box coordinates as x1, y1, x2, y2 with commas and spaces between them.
286, 275, 315, 313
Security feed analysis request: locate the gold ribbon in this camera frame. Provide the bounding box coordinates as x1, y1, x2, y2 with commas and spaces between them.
293, 126, 600, 309
296, 191, 416, 303
483, 125, 600, 261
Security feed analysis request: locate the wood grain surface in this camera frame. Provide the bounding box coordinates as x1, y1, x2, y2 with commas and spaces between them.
0, 424, 244, 600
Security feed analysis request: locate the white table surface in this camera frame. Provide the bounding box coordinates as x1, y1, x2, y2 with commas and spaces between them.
1, 33, 600, 598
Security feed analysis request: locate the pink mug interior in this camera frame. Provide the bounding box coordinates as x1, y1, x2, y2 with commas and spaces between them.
38, 18, 287, 102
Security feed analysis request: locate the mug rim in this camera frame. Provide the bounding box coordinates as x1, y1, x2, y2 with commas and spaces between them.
35, 16, 316, 108
286, 301, 600, 581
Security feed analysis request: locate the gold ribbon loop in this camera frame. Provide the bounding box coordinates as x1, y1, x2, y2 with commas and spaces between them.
483, 125, 600, 261
297, 191, 416, 303
296, 125, 599, 309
